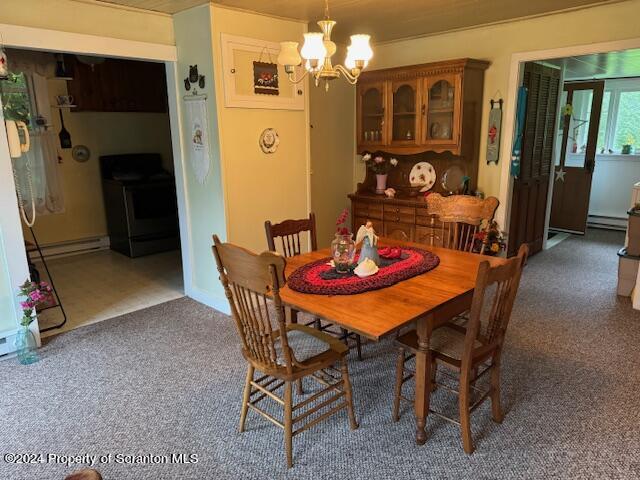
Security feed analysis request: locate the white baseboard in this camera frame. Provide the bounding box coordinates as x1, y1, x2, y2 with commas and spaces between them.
28, 236, 110, 262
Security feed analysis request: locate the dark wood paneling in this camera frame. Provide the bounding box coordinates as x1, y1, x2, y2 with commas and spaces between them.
66, 55, 168, 113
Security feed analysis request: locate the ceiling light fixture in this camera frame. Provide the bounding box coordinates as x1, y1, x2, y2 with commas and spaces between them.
277, 0, 373, 91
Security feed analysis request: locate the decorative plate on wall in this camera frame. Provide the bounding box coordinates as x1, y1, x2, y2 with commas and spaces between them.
409, 161, 436, 192
71, 144, 91, 162
259, 128, 279, 154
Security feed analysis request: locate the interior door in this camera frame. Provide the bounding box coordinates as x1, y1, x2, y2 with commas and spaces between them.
508, 62, 561, 256
549, 81, 604, 234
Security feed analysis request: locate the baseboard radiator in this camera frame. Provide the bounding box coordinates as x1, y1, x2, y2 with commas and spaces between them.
587, 215, 627, 231
29, 236, 110, 261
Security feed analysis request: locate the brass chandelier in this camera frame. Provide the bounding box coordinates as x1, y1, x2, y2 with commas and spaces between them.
277, 0, 373, 90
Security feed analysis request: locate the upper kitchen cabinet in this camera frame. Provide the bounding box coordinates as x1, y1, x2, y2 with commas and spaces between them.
357, 82, 388, 148
65, 55, 168, 113
356, 58, 489, 156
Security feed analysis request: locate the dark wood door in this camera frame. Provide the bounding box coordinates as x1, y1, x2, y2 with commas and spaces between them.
549, 81, 604, 234
508, 62, 561, 256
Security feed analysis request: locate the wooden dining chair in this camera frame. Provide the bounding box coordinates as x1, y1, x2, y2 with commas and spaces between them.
265, 213, 363, 360
212, 235, 358, 468
392, 244, 529, 454
426, 193, 499, 253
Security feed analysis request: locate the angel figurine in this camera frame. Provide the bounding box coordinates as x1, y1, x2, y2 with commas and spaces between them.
355, 221, 380, 266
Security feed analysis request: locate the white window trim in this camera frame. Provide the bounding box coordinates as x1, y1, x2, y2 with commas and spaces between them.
599, 78, 640, 154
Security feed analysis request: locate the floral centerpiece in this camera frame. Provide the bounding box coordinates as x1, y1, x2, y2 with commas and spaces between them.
472, 221, 506, 256
15, 279, 53, 365
331, 208, 356, 273
362, 153, 398, 193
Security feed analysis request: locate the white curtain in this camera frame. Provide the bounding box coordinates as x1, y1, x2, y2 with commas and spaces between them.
5, 50, 65, 216
14, 130, 64, 215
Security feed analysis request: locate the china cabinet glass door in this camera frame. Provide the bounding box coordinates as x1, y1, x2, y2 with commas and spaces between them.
358, 83, 387, 146
423, 74, 460, 147
391, 80, 420, 145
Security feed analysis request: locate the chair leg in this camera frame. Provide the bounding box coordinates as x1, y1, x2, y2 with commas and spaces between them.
355, 335, 363, 361
430, 359, 438, 391
314, 317, 322, 330
459, 369, 475, 454
392, 347, 405, 422
284, 381, 293, 468
296, 378, 304, 396
239, 365, 254, 433
340, 360, 359, 430
490, 353, 504, 423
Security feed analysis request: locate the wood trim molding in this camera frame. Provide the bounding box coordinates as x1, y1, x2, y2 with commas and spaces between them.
360, 58, 489, 83
0, 23, 177, 61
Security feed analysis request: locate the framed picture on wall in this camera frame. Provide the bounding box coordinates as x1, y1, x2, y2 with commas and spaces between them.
221, 33, 305, 110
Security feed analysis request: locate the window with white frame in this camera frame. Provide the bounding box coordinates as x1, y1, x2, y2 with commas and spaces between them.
597, 79, 640, 154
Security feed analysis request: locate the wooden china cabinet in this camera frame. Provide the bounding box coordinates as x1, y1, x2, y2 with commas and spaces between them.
351, 58, 489, 245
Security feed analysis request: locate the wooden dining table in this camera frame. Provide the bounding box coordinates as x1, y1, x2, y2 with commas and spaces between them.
279, 237, 508, 445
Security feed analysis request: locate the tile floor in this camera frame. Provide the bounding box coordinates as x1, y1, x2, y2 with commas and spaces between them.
36, 249, 183, 338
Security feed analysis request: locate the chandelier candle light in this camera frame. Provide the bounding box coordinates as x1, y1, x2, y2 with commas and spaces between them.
277, 0, 373, 91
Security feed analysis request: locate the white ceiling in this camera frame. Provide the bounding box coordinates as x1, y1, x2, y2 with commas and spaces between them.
94, 0, 622, 43
546, 49, 640, 80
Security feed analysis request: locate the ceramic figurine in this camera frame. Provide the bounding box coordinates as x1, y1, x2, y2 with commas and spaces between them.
355, 221, 380, 265
384, 187, 396, 198
354, 258, 379, 278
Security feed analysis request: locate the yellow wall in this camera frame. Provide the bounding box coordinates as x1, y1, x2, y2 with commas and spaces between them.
0, 0, 174, 45
210, 5, 310, 253
352, 0, 640, 200
309, 67, 355, 247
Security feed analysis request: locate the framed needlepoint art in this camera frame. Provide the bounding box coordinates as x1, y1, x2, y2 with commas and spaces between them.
221, 33, 304, 110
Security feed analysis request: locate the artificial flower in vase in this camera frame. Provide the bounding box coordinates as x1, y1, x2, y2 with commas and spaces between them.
15, 279, 53, 365
332, 209, 356, 273
362, 153, 398, 194
472, 221, 506, 256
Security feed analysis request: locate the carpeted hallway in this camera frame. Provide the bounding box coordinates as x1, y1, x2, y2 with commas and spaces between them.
1, 229, 639, 480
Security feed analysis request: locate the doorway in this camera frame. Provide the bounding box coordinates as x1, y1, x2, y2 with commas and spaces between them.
0, 26, 187, 353
2, 47, 184, 337
507, 47, 640, 256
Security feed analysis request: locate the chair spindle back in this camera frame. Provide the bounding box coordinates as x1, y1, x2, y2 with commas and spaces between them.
265, 213, 318, 257
426, 194, 499, 253
212, 235, 293, 373
463, 244, 529, 364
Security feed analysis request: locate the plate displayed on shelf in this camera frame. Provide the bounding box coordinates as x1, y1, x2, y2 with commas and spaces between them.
441, 164, 466, 193
71, 144, 90, 162
409, 161, 436, 193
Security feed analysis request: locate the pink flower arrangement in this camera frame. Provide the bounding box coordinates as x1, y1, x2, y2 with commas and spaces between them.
361, 152, 399, 175
335, 208, 350, 235
18, 279, 53, 327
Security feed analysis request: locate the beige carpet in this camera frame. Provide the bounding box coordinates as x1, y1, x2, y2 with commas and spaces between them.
1, 228, 638, 479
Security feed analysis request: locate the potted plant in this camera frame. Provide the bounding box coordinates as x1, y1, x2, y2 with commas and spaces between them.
15, 279, 53, 365
362, 153, 398, 193
622, 134, 635, 155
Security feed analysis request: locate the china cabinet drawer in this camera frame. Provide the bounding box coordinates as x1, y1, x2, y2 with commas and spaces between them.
353, 201, 383, 220
415, 226, 446, 247
383, 222, 414, 242
383, 204, 416, 216
385, 212, 415, 224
